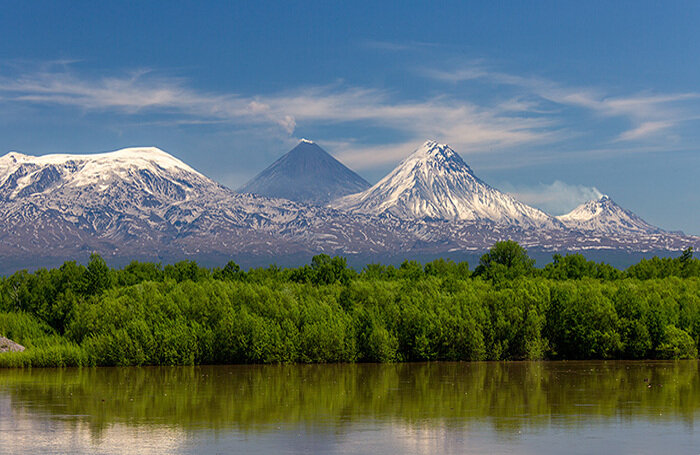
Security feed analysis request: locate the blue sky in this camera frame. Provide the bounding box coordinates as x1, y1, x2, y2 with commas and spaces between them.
1, 1, 698, 234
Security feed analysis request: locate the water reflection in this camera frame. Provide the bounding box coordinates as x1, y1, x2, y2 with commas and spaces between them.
0, 361, 699, 454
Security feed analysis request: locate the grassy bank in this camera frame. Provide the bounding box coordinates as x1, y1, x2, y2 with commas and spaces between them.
1, 242, 699, 367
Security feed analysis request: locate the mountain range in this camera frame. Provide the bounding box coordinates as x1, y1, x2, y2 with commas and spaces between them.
0, 140, 695, 272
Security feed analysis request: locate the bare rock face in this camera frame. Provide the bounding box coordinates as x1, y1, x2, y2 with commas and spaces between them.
0, 336, 25, 353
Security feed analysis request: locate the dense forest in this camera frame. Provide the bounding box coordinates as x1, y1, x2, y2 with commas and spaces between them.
0, 241, 699, 367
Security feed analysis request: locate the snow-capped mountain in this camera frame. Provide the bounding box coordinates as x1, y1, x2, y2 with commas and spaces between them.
557, 195, 662, 235
0, 147, 235, 243
333, 140, 560, 228
238, 139, 370, 204
0, 147, 227, 203
0, 146, 431, 269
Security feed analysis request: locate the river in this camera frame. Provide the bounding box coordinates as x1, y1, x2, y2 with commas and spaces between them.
0, 361, 699, 454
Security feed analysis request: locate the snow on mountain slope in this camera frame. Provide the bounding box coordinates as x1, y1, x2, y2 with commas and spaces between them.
557, 195, 663, 235
0, 147, 220, 203
0, 147, 312, 244
238, 139, 370, 204
0, 146, 416, 263
333, 140, 561, 228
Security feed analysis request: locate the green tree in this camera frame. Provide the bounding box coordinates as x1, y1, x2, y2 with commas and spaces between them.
424, 258, 470, 278
656, 325, 697, 359
82, 253, 112, 296
398, 260, 423, 280
679, 247, 700, 278
164, 260, 209, 282
310, 255, 353, 285
475, 241, 535, 281
214, 261, 243, 281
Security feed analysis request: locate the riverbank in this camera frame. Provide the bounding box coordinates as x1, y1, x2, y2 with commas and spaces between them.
1, 245, 698, 368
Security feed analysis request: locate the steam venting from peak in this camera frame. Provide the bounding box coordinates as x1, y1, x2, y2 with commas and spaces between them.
505, 181, 605, 216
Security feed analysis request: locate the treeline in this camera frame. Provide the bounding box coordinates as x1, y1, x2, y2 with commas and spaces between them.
0, 241, 698, 367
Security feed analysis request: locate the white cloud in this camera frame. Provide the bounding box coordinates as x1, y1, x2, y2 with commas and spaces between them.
615, 121, 674, 142
0, 71, 293, 130
362, 39, 439, 52
550, 92, 699, 142
333, 141, 421, 170
502, 180, 603, 215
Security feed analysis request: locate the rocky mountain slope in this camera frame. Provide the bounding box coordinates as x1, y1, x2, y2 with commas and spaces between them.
0, 147, 314, 258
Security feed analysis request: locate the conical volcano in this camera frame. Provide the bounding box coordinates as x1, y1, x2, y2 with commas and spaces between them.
237, 139, 370, 204
333, 140, 560, 228
557, 195, 662, 235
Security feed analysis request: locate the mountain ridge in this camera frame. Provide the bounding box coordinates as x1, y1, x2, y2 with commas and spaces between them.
0, 147, 219, 203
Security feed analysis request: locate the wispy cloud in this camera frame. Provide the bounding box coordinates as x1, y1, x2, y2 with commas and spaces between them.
423, 64, 700, 143
361, 39, 439, 52
332, 141, 421, 170
1, 61, 699, 173
553, 92, 699, 142
0, 67, 560, 166
0, 69, 299, 133
615, 121, 674, 142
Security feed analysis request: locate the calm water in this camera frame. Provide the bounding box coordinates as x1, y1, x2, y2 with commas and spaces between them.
1, 361, 699, 454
